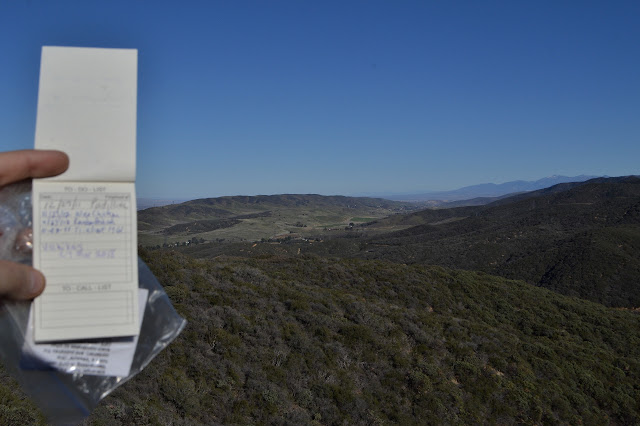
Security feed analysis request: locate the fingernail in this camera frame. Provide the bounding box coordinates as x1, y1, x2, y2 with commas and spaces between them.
29, 271, 45, 296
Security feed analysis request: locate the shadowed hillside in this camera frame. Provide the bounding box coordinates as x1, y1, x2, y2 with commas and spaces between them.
355, 176, 640, 307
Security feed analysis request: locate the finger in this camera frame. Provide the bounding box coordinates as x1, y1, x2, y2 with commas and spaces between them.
0, 260, 45, 300
0, 150, 69, 187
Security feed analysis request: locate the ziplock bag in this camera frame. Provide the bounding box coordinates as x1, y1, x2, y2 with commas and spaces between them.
0, 181, 186, 425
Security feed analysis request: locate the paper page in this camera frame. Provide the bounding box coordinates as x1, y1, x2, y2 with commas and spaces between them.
32, 181, 139, 341
34, 46, 137, 182
31, 46, 139, 342
22, 289, 148, 377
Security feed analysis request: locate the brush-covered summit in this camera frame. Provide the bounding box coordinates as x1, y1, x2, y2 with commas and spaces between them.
77, 252, 640, 423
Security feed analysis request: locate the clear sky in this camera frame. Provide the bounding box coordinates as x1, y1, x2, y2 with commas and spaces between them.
1, 1, 638, 199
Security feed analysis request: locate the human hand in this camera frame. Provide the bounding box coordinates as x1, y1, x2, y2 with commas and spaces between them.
0, 150, 68, 300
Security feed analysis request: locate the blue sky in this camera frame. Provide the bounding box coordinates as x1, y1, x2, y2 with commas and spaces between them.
1, 1, 638, 199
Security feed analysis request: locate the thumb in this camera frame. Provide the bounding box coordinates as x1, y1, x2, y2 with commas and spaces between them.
0, 260, 46, 300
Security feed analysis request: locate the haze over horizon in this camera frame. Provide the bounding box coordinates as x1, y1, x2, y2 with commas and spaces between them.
1, 1, 638, 199
137, 173, 601, 203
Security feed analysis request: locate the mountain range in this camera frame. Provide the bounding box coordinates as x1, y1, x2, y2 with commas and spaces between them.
137, 175, 600, 210
385, 175, 599, 202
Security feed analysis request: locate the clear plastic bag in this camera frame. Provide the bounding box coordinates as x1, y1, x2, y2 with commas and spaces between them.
0, 181, 186, 425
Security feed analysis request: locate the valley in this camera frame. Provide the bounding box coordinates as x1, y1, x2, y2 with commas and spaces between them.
138, 194, 422, 247
143, 176, 640, 308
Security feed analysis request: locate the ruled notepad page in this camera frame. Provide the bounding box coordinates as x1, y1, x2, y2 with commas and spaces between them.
32, 46, 139, 342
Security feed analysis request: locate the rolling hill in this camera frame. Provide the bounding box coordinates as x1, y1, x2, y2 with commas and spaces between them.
138, 194, 419, 247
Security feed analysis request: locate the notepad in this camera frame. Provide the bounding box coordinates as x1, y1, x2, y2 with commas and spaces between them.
31, 46, 139, 342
